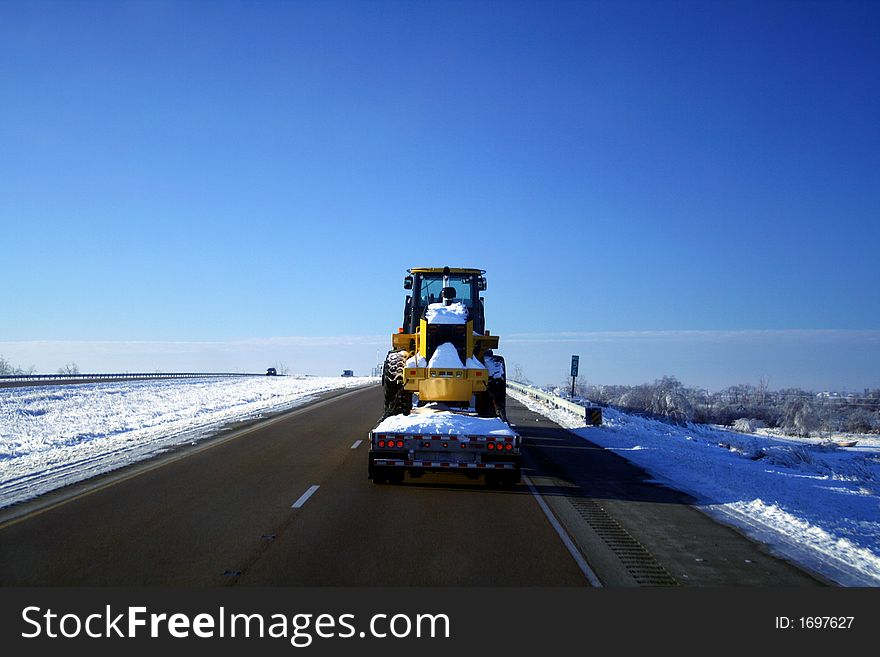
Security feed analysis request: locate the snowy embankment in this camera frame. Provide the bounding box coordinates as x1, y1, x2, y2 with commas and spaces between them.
508, 388, 880, 587
0, 376, 374, 509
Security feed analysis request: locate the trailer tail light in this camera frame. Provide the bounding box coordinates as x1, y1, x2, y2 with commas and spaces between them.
487, 442, 495, 450
505, 443, 513, 451
377, 439, 386, 448
396, 439, 405, 448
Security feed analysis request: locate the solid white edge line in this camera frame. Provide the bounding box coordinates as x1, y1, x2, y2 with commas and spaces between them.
523, 473, 604, 587
291, 484, 320, 509
350, 439, 363, 449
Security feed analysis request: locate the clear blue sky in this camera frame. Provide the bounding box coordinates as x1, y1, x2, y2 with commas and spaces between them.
2, 0, 878, 390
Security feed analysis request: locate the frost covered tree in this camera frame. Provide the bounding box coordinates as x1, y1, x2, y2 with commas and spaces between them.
781, 398, 818, 437
843, 409, 878, 434
616, 384, 651, 413
57, 362, 80, 376
649, 376, 694, 424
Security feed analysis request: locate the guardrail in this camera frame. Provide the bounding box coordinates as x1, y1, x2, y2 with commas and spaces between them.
507, 380, 603, 426
0, 372, 264, 385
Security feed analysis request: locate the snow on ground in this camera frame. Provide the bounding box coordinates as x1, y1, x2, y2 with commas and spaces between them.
508, 389, 880, 587
0, 376, 374, 509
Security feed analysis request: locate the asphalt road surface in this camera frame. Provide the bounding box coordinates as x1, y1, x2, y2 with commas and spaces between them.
0, 385, 824, 586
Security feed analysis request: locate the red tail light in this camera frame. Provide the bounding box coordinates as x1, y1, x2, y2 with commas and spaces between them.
505, 443, 513, 451
487, 443, 495, 450
396, 439, 404, 448
378, 440, 386, 448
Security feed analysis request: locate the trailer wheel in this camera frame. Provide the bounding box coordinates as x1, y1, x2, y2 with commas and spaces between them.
484, 472, 502, 488
485, 470, 519, 489
501, 470, 520, 489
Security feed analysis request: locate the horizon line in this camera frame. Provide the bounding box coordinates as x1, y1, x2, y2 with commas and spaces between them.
2, 328, 879, 348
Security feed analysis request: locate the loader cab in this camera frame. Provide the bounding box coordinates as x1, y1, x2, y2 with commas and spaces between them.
403, 268, 487, 335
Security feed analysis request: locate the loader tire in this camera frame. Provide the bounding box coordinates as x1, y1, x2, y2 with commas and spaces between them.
475, 391, 495, 418
382, 350, 412, 418
485, 354, 507, 422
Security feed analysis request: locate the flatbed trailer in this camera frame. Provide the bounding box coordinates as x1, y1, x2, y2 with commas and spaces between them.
368, 405, 521, 486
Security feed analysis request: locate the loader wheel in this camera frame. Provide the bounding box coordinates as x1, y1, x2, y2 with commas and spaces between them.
382, 350, 412, 418
485, 354, 507, 422
475, 391, 495, 418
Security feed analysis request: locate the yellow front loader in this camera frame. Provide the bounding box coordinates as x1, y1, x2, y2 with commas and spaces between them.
382, 266, 506, 421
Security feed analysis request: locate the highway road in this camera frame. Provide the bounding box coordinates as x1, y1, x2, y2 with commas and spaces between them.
0, 385, 824, 586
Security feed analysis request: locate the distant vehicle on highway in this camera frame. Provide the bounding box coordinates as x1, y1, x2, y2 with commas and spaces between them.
266, 368, 277, 376
341, 370, 354, 377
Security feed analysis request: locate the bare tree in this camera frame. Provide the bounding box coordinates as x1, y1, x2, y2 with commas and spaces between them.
57, 362, 80, 376
511, 363, 528, 384
1, 355, 35, 376
758, 375, 770, 406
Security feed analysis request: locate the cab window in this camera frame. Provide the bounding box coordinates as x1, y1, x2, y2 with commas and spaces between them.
418, 275, 474, 307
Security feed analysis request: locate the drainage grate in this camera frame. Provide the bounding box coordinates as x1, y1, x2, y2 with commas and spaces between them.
566, 494, 678, 587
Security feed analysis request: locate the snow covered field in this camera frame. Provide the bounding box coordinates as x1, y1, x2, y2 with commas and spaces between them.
0, 376, 374, 509
508, 389, 880, 586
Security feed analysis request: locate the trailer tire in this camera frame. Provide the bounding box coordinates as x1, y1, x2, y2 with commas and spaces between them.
501, 470, 520, 488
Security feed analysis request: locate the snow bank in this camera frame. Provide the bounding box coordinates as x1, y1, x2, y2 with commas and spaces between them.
425, 302, 468, 324
508, 388, 880, 586
0, 376, 373, 509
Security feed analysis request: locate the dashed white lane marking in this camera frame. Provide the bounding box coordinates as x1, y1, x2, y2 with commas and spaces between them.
523, 473, 603, 587
350, 440, 363, 449
291, 485, 320, 509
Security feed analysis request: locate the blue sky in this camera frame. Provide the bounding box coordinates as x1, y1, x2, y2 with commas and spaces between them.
2, 0, 878, 390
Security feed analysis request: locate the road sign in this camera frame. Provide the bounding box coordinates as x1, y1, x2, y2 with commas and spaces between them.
570, 355, 579, 378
